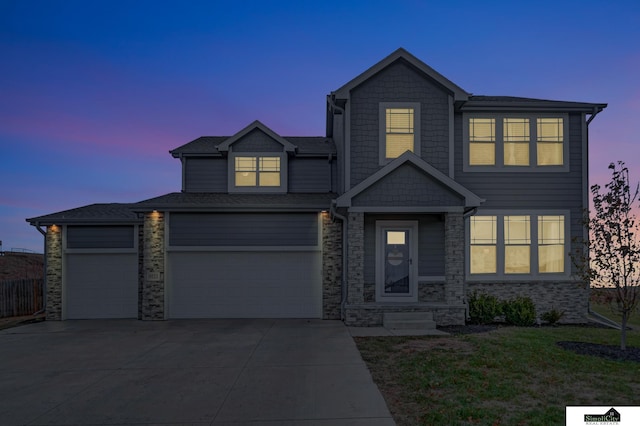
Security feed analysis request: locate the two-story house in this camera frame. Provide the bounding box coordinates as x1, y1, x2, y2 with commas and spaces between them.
28, 48, 606, 325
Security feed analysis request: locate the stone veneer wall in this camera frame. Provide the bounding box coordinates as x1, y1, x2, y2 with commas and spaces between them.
141, 212, 165, 320
467, 281, 589, 323
45, 225, 63, 320
347, 212, 365, 304
322, 213, 342, 319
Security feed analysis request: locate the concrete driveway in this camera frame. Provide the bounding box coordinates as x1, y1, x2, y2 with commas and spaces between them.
0, 319, 395, 426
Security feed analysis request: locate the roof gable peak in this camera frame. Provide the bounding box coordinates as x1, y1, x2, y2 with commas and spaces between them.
333, 48, 469, 101
217, 120, 297, 153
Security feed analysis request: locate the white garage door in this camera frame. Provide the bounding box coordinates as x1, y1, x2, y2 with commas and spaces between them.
168, 250, 322, 318
65, 253, 138, 319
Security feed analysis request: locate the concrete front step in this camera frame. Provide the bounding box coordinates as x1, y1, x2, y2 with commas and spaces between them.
383, 312, 436, 330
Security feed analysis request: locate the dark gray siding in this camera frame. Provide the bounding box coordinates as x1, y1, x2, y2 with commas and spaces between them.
184, 157, 227, 192
67, 226, 135, 249
232, 129, 284, 152
170, 213, 318, 246
288, 157, 332, 193
350, 59, 451, 188
363, 214, 445, 283
352, 163, 463, 207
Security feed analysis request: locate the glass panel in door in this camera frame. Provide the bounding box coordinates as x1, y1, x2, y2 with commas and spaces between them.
384, 230, 410, 295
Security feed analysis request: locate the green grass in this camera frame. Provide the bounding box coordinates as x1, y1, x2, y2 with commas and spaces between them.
355, 316, 640, 425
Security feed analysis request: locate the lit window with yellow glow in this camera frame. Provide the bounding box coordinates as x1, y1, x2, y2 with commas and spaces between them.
537, 118, 564, 166
504, 215, 530, 274
235, 156, 280, 187
503, 118, 530, 166
386, 108, 414, 159
538, 215, 565, 273
470, 216, 497, 274
469, 118, 495, 165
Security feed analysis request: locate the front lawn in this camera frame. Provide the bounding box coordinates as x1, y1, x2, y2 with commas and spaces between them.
355, 320, 640, 425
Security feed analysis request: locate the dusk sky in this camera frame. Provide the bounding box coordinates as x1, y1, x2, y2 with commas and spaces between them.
1, 0, 639, 253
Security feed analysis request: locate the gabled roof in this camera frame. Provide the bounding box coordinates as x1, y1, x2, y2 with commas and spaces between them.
336, 151, 484, 208
216, 120, 297, 153
26, 203, 140, 226
332, 48, 469, 101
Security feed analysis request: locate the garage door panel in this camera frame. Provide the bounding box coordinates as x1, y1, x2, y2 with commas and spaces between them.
66, 254, 138, 319
169, 251, 321, 318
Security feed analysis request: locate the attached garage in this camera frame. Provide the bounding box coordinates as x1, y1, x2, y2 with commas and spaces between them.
63, 226, 138, 319
167, 212, 322, 318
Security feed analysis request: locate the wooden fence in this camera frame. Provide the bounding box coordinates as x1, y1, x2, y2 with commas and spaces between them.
0, 278, 44, 318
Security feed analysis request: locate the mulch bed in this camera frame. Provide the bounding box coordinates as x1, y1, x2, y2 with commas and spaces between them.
557, 341, 640, 363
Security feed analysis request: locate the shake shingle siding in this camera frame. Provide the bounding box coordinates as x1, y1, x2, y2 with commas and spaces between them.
349, 59, 451, 188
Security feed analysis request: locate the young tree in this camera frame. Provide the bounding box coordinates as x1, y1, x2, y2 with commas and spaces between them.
573, 161, 640, 350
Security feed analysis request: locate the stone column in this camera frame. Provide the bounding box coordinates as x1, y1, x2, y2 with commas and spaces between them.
322, 212, 342, 319
347, 212, 364, 304
45, 225, 63, 320
141, 211, 165, 320
444, 212, 465, 305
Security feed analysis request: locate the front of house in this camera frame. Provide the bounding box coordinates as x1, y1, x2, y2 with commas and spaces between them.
28, 48, 606, 325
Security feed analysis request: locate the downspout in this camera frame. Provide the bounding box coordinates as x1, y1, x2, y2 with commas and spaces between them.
586, 106, 604, 126
33, 223, 47, 316
330, 200, 348, 321
585, 105, 605, 321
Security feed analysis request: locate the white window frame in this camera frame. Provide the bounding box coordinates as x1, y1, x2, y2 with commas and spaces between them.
463, 113, 569, 172
228, 152, 287, 193
466, 210, 571, 281
379, 102, 421, 165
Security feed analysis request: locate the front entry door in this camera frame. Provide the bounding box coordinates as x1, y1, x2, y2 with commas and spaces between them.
376, 221, 418, 302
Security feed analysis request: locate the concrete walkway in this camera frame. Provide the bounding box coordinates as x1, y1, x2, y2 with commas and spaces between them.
0, 319, 395, 426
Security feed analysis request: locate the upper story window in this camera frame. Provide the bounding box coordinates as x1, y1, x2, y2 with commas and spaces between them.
468, 212, 568, 279
229, 153, 287, 193
379, 102, 421, 164
465, 114, 568, 172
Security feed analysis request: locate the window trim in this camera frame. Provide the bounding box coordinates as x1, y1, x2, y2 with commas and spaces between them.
228, 152, 287, 193
466, 210, 571, 281
463, 113, 569, 172
379, 102, 421, 165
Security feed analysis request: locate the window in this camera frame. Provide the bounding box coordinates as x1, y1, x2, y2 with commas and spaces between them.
470, 216, 497, 273
503, 118, 530, 166
469, 118, 496, 165
230, 154, 286, 192
537, 118, 563, 166
465, 115, 567, 170
385, 108, 414, 159
538, 215, 565, 273
468, 212, 568, 278
379, 103, 420, 164
504, 216, 530, 273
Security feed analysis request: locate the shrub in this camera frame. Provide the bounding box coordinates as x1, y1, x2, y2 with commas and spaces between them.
468, 291, 502, 324
541, 308, 565, 325
502, 296, 537, 326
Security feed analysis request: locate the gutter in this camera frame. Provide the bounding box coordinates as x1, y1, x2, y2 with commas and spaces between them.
32, 223, 47, 316
330, 200, 348, 321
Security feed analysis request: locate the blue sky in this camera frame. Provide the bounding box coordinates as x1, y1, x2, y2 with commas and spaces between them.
1, 0, 639, 252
